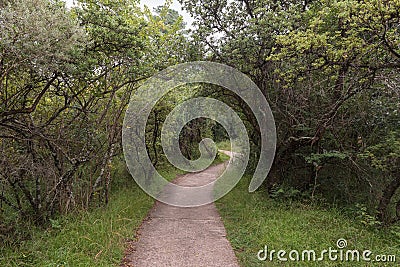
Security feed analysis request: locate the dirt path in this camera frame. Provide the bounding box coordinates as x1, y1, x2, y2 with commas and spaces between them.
121, 156, 239, 267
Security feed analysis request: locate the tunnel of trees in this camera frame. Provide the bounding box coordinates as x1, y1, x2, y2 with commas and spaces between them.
0, 0, 399, 241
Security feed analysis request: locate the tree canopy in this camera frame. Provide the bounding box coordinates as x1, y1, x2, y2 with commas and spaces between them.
0, 0, 399, 240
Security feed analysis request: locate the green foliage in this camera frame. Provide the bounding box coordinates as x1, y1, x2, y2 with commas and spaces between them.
217, 140, 232, 151
217, 175, 400, 266
304, 151, 348, 165
0, 157, 180, 266
181, 0, 400, 219
1, 0, 399, 263
269, 185, 302, 202
217, 151, 231, 162
360, 131, 400, 171
271, 0, 400, 75
0, 154, 226, 266
0, 0, 193, 238
0, 0, 85, 75
353, 203, 382, 228
153, 5, 187, 30
0, 181, 153, 267
49, 219, 62, 230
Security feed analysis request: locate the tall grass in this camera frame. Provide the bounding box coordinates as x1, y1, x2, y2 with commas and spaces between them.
0, 179, 153, 266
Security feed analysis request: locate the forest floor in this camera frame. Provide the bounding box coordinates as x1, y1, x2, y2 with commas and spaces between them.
120, 159, 239, 267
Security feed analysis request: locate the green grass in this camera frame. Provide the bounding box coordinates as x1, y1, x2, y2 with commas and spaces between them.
217, 140, 232, 151
0, 162, 189, 267
0, 183, 153, 266
217, 175, 400, 266
0, 153, 229, 267
217, 151, 230, 162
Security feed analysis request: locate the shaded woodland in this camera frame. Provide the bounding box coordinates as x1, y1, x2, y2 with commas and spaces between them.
0, 0, 399, 243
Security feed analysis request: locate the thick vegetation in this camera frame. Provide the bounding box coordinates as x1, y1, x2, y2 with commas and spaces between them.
0, 0, 195, 242
0, 0, 399, 264
180, 0, 400, 224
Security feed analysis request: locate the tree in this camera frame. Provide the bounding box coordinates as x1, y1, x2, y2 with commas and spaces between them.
0, 0, 88, 223
180, 0, 400, 219
0, 0, 192, 231
270, 0, 400, 220
153, 5, 187, 30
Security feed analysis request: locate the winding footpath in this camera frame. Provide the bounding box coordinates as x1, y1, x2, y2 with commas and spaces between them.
121, 151, 239, 267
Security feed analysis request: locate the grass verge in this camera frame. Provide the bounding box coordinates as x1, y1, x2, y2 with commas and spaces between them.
217, 140, 231, 151
0, 182, 153, 267
217, 175, 400, 266
0, 161, 190, 267
0, 152, 229, 267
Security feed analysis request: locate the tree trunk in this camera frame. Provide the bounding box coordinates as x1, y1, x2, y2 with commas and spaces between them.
377, 170, 400, 224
